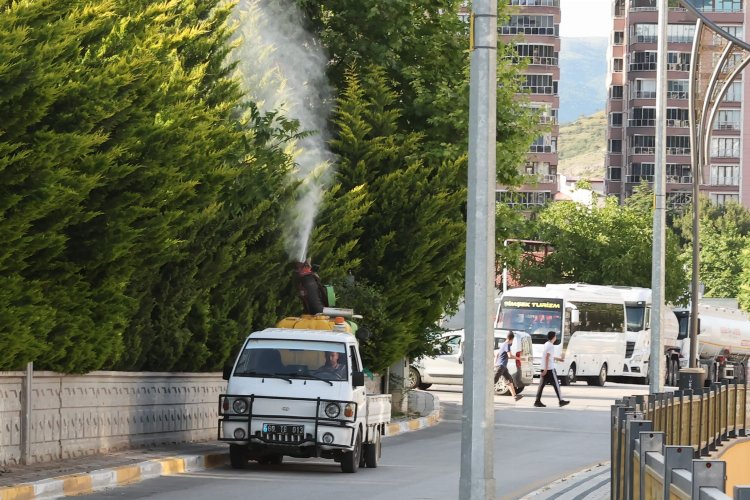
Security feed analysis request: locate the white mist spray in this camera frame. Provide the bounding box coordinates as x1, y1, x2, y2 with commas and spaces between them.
230, 0, 334, 262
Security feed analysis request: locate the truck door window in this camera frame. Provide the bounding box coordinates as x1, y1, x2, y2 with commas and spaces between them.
349, 346, 360, 372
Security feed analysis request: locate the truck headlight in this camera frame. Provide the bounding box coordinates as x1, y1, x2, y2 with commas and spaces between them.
322, 432, 334, 444
325, 402, 341, 418
232, 398, 249, 414
233, 428, 246, 439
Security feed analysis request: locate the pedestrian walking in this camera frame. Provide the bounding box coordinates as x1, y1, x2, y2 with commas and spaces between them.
494, 331, 523, 401
534, 331, 570, 408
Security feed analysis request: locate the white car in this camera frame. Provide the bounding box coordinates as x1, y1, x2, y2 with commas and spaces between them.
407, 330, 534, 396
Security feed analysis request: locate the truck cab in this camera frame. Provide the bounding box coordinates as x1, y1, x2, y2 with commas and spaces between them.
219, 315, 390, 473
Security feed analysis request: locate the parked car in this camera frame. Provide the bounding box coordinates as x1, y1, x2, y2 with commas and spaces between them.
407, 330, 533, 396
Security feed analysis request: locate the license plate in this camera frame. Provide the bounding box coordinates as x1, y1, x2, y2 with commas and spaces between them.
263, 423, 304, 435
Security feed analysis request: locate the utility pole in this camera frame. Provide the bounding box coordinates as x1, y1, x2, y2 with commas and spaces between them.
460, 0, 496, 498
650, 0, 668, 393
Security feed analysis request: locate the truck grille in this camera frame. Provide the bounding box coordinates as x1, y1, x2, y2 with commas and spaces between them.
625, 341, 635, 358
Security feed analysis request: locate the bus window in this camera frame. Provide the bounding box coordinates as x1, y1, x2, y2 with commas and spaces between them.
569, 302, 625, 333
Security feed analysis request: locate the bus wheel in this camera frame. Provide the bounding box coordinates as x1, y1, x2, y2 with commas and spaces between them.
564, 364, 576, 385
588, 364, 607, 387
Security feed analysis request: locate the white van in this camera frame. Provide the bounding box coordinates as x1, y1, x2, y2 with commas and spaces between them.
407, 330, 534, 396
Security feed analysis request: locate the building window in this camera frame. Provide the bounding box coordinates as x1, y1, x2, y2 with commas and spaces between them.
666, 164, 692, 184
710, 193, 740, 205
631, 135, 655, 154
698, 0, 742, 13
628, 162, 654, 183
631, 51, 657, 71
633, 24, 658, 43
711, 137, 741, 158
501, 15, 556, 36
610, 112, 623, 127
529, 135, 556, 153
666, 136, 690, 155
710, 165, 740, 185
666, 108, 689, 127
723, 81, 742, 102
632, 79, 656, 99
667, 80, 689, 99
613, 58, 623, 72
668, 24, 695, 43
630, 107, 655, 127
497, 191, 552, 208
718, 25, 743, 41
614, 31, 625, 45
609, 139, 622, 153
514, 44, 558, 65
611, 85, 624, 99
608, 167, 622, 181
714, 109, 740, 130
667, 52, 691, 71
522, 74, 556, 95
615, 0, 625, 17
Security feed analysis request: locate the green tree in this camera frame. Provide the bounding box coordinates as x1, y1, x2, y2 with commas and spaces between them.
738, 246, 750, 311
675, 198, 750, 300
516, 197, 688, 303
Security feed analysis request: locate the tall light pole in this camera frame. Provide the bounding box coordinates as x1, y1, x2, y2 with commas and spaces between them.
649, 0, 668, 393
460, 0, 497, 499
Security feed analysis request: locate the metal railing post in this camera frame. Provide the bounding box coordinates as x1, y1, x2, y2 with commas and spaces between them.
663, 445, 693, 500
638, 431, 664, 500
691, 460, 726, 499
625, 418, 651, 500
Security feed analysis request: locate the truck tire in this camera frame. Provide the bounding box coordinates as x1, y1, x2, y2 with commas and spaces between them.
341, 430, 362, 473
363, 429, 381, 468
229, 444, 248, 469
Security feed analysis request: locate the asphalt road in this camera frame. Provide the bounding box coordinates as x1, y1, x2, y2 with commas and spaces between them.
83, 381, 647, 500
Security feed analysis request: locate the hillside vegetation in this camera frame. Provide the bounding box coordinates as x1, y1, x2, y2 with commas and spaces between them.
558, 110, 606, 180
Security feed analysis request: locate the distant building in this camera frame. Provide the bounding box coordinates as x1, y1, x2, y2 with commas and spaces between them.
604, 0, 749, 210
495, 0, 562, 210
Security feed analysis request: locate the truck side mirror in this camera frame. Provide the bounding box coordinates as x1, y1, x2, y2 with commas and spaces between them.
352, 371, 365, 387
222, 365, 233, 381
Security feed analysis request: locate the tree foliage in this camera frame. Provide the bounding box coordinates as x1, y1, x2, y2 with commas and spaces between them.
515, 197, 689, 303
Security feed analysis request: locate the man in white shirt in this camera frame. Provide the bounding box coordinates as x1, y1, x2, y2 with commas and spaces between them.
534, 331, 570, 408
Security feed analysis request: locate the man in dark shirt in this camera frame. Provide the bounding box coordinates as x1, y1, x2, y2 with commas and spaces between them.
494, 331, 523, 401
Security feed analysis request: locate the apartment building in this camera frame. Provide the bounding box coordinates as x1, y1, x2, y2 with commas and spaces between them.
496, 0, 562, 210
605, 0, 750, 210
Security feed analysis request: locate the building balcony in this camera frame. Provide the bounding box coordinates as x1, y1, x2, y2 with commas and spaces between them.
667, 175, 693, 184
626, 175, 654, 183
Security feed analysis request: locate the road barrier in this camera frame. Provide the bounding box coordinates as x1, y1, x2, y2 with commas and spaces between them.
612, 380, 750, 499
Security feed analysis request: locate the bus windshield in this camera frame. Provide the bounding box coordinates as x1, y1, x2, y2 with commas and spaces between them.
497, 298, 564, 345
625, 305, 646, 332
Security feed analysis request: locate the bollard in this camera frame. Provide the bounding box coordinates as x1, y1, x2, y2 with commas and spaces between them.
614, 404, 631, 500
721, 381, 729, 441
638, 431, 664, 500
663, 445, 693, 500
729, 383, 738, 438
625, 418, 651, 500
690, 460, 726, 499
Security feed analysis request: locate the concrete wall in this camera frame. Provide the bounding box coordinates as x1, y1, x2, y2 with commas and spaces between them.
0, 371, 226, 466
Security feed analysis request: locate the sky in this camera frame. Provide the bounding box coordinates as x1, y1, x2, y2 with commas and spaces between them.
560, 0, 612, 38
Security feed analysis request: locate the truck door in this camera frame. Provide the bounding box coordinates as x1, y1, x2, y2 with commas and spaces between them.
349, 345, 366, 414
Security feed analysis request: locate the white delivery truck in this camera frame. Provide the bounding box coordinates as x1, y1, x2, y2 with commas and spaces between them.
219, 311, 391, 473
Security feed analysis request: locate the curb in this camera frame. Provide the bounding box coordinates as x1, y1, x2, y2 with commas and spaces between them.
385, 392, 442, 437
0, 453, 228, 500
0, 394, 441, 499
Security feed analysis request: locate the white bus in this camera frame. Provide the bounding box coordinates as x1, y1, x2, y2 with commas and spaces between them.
496, 284, 628, 386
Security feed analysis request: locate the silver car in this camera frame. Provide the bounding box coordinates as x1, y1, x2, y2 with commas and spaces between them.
408, 330, 534, 396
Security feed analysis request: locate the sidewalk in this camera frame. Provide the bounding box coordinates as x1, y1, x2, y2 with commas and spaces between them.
520, 462, 610, 500
0, 391, 441, 500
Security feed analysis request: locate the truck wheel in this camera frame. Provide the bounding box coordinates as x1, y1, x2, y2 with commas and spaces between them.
565, 364, 577, 385
229, 444, 248, 469
341, 430, 362, 473
363, 430, 381, 468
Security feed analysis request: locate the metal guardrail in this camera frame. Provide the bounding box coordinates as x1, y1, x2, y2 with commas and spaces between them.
612, 381, 750, 499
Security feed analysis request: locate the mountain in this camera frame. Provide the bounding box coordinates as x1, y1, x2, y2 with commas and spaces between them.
558, 110, 606, 179
559, 37, 608, 124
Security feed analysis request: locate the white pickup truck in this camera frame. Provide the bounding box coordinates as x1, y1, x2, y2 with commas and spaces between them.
219, 315, 391, 473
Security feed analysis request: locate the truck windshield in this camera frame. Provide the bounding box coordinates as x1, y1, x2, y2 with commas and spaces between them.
497, 298, 563, 345
233, 339, 349, 382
